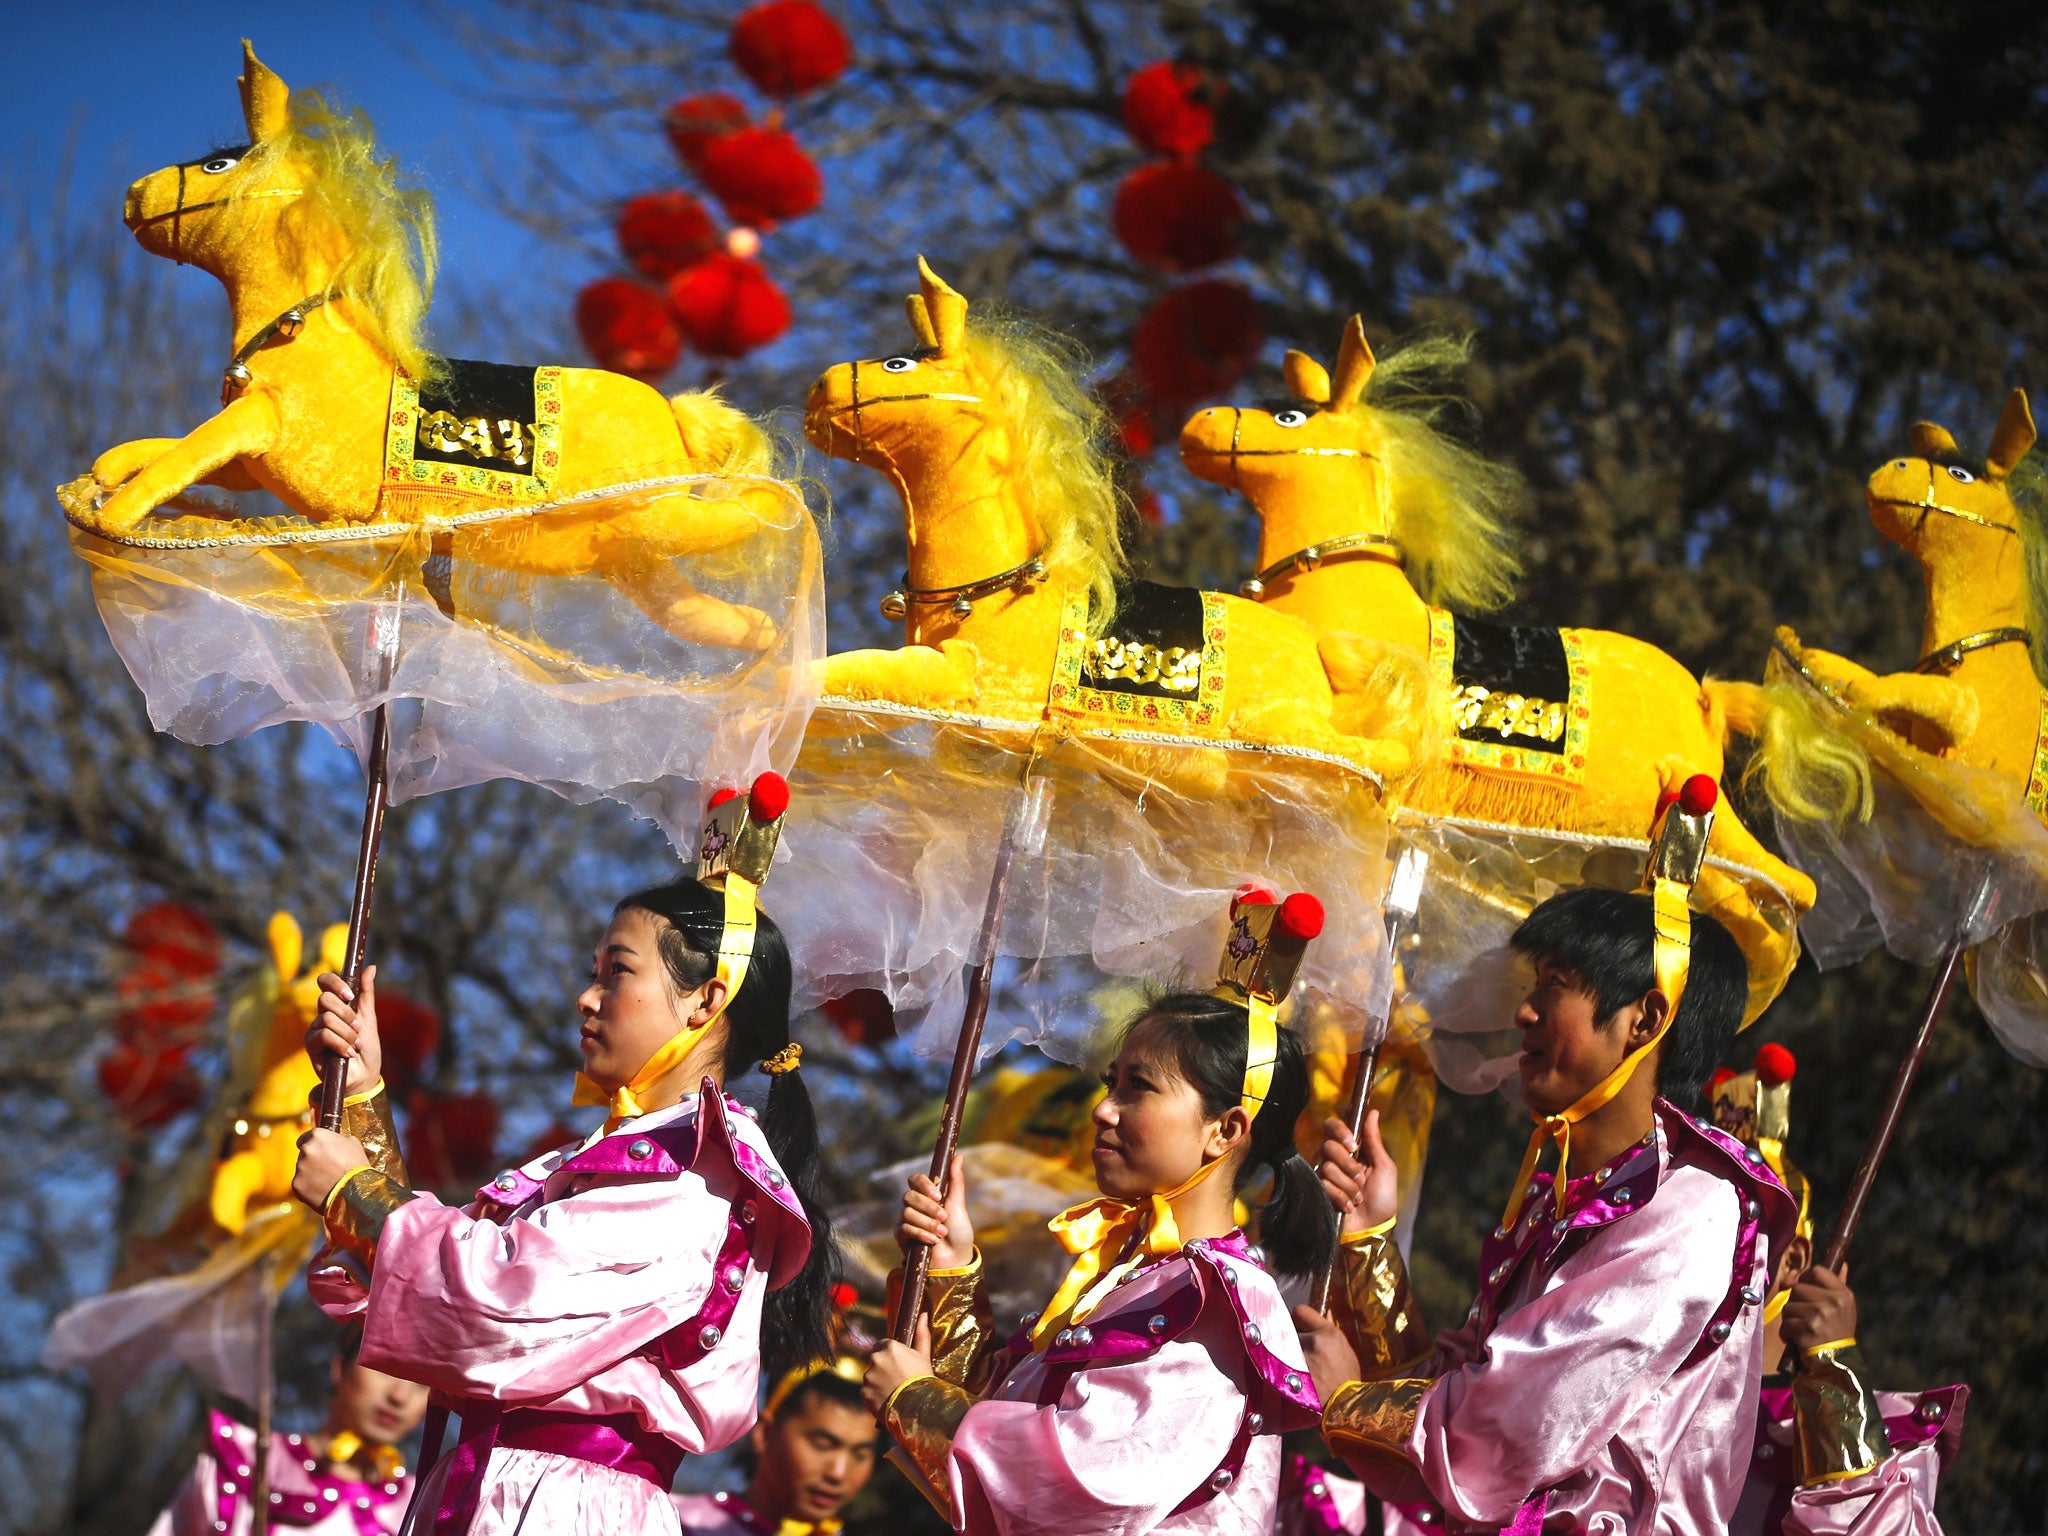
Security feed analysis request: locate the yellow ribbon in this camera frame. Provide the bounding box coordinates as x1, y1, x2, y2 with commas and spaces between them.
1243, 995, 1278, 1118
1499, 878, 1693, 1231
574, 874, 760, 1131
323, 1430, 405, 1480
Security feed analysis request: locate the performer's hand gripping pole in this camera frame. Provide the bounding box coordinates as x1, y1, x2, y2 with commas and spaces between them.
317, 613, 399, 1133
1311, 847, 1427, 1315
892, 771, 1054, 1345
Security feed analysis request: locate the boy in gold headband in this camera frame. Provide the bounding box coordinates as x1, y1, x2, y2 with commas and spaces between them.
1295, 882, 1799, 1535
1713, 1050, 1968, 1535
673, 1356, 881, 1536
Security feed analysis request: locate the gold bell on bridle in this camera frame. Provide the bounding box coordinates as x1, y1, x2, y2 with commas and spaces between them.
1238, 577, 1265, 599
951, 594, 975, 617
1298, 545, 1324, 571
275, 307, 307, 339
880, 589, 909, 622
220, 363, 253, 407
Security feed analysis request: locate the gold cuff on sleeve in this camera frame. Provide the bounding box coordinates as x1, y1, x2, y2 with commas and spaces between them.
1793, 1343, 1893, 1485
323, 1166, 416, 1264
1321, 1376, 1432, 1494
924, 1248, 999, 1394
1333, 1224, 1432, 1375
883, 1374, 974, 1521
338, 1081, 410, 1186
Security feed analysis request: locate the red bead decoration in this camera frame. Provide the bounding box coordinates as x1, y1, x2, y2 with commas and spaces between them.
748, 771, 791, 821
1235, 879, 1283, 909
616, 191, 719, 281
707, 787, 743, 809
664, 92, 751, 173
1114, 161, 1245, 274
1277, 892, 1326, 941
1710, 1066, 1738, 1092
697, 128, 824, 230
668, 253, 793, 359
575, 279, 683, 378
1123, 62, 1218, 158
1132, 281, 1264, 408
1754, 1042, 1797, 1086
730, 1, 851, 98
1679, 774, 1720, 815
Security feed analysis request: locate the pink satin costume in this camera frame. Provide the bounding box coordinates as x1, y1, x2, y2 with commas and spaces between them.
1732, 1371, 1967, 1536
309, 1083, 810, 1536
147, 1410, 414, 1536
1320, 1099, 1799, 1535
885, 1229, 1322, 1536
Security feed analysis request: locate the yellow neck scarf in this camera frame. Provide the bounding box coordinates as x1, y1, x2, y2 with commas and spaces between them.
574, 875, 759, 1131
323, 1430, 405, 1480
1031, 1156, 1221, 1349
1501, 877, 1691, 1231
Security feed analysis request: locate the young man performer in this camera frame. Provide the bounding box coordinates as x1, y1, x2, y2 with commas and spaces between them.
1294, 779, 1799, 1533
147, 1325, 428, 1536
1712, 1052, 1968, 1535
673, 1361, 881, 1536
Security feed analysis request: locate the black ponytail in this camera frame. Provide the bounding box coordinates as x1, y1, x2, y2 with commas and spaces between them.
1123, 992, 1337, 1281
616, 878, 838, 1378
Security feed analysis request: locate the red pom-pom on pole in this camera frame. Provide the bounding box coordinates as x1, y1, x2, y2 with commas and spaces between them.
748, 771, 791, 822
1277, 892, 1326, 941
1679, 774, 1720, 816
1754, 1042, 1797, 1086
1234, 879, 1282, 909
1710, 1066, 1738, 1092
1123, 62, 1218, 158
707, 787, 742, 809
730, 0, 851, 97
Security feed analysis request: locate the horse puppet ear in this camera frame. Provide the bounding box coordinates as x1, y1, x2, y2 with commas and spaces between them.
905, 293, 941, 352
1284, 350, 1332, 405
916, 255, 969, 357
240, 40, 291, 143
1330, 316, 1377, 409
1908, 421, 1958, 459
1986, 389, 2036, 483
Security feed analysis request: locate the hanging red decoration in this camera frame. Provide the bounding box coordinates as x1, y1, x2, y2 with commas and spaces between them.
116, 955, 216, 1040
663, 92, 752, 173
576, 278, 683, 379
123, 903, 223, 979
1133, 486, 1164, 525
730, 1, 851, 97
1114, 161, 1245, 274
1132, 280, 1265, 407
375, 991, 442, 1101
669, 253, 793, 359
1123, 62, 1218, 158
98, 1041, 200, 1130
617, 192, 719, 281
405, 1091, 502, 1191
696, 128, 824, 231
820, 988, 894, 1047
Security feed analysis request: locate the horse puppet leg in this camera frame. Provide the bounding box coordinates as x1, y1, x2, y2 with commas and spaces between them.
64, 393, 281, 534
610, 556, 783, 653
822, 641, 981, 710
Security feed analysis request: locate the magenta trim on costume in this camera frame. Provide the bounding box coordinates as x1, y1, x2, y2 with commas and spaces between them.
1185, 1236, 1322, 1427
206, 1410, 410, 1535
1280, 1453, 1348, 1536
1503, 1492, 1547, 1535
431, 1406, 684, 1534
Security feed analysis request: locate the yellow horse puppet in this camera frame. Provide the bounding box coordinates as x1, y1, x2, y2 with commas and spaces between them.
59, 42, 783, 651
1181, 317, 1816, 1015
802, 261, 1416, 792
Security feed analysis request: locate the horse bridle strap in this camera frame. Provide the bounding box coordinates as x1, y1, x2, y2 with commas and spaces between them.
220, 290, 339, 406
1915, 626, 2032, 674
1892, 487, 2020, 535
880, 548, 1048, 622
1239, 531, 1402, 598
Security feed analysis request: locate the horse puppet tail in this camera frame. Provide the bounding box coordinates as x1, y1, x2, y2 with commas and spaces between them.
1702, 676, 1873, 827
669, 386, 775, 476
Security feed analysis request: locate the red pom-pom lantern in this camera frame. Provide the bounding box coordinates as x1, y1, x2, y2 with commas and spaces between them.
731, 1, 851, 97
1132, 281, 1264, 407
1114, 161, 1245, 274
116, 955, 215, 1041
376, 991, 442, 1100
124, 903, 222, 979
1679, 775, 1720, 815
617, 192, 718, 281
576, 279, 682, 378
664, 92, 751, 173
1123, 62, 1219, 158
821, 989, 894, 1047
1134, 486, 1164, 525
1278, 892, 1326, 941
520, 1121, 583, 1162
697, 128, 823, 230
406, 1091, 502, 1191
749, 771, 791, 821
669, 253, 793, 359
1754, 1043, 1797, 1086
97, 1041, 199, 1130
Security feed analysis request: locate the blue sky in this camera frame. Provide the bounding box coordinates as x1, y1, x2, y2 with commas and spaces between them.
5, 0, 549, 304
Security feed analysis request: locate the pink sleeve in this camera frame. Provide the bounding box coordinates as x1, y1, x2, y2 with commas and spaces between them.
1409, 1177, 1740, 1526
1782, 1444, 1947, 1536
946, 1318, 1253, 1536
358, 1174, 726, 1403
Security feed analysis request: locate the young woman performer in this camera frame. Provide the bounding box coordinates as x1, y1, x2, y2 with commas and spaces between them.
866, 889, 1334, 1536
291, 779, 835, 1536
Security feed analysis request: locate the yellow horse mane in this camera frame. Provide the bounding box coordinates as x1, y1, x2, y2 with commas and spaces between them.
1353, 333, 1524, 614
244, 89, 438, 379
960, 309, 1128, 632
2011, 450, 2048, 685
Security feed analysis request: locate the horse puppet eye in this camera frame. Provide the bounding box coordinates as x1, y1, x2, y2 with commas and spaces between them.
1273, 409, 1311, 428
199, 154, 243, 175
881, 357, 919, 374
1945, 465, 1976, 483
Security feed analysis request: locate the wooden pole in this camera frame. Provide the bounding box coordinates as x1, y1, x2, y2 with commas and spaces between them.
251, 1250, 278, 1536
318, 702, 393, 1133
1309, 1040, 1384, 1315
892, 775, 1046, 1344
